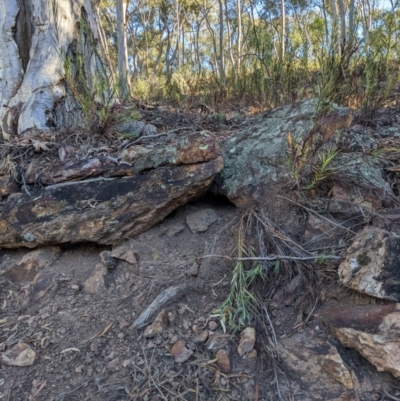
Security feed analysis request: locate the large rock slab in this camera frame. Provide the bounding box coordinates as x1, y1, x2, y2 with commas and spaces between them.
319, 303, 400, 377
0, 133, 223, 248
278, 330, 357, 400
339, 227, 400, 301
218, 99, 390, 207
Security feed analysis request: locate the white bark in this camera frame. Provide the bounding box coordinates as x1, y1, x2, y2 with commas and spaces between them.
116, 0, 131, 98
0, 0, 108, 139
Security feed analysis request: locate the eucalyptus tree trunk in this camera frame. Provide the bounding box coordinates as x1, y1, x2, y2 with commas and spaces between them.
0, 0, 111, 139
236, 0, 242, 72
116, 0, 132, 99
280, 0, 285, 60
218, 0, 226, 88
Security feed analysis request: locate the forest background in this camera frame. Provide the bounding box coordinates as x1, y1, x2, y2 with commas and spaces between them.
102, 0, 399, 114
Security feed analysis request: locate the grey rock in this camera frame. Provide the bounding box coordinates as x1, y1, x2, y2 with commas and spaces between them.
115, 120, 145, 137
186, 209, 217, 233
218, 99, 390, 207
143, 124, 157, 136
99, 251, 117, 269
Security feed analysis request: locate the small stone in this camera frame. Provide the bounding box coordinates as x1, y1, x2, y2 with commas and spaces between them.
147, 341, 155, 349
186, 209, 218, 233
122, 359, 131, 368
192, 330, 209, 343
238, 327, 256, 356
144, 310, 167, 338
143, 123, 157, 136
208, 321, 218, 330
0, 342, 36, 366
171, 340, 193, 363
170, 335, 178, 344
216, 348, 231, 373
75, 365, 84, 373
166, 224, 185, 237
111, 241, 138, 265
99, 251, 117, 269
168, 312, 176, 324
119, 318, 130, 329
107, 358, 120, 370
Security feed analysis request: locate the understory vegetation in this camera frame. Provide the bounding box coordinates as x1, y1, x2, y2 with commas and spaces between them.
98, 0, 400, 113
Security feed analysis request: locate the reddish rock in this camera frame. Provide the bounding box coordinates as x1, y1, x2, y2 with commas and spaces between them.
171, 340, 193, 363
215, 348, 231, 373
278, 330, 355, 399
8, 246, 62, 282
318, 303, 400, 377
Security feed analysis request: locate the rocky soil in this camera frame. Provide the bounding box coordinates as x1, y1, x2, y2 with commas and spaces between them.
2, 101, 400, 400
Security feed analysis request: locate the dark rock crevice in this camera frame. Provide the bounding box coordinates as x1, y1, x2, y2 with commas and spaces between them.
14, 0, 34, 73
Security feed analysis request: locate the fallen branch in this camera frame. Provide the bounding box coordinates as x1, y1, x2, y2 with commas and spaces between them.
131, 283, 195, 329
198, 254, 340, 262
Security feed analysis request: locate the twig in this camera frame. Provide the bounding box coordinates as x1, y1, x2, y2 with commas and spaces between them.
21, 173, 31, 196
30, 380, 47, 400
382, 385, 400, 401
278, 195, 357, 235
122, 127, 192, 149
199, 254, 340, 262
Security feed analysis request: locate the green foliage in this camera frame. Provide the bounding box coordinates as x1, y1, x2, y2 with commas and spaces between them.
210, 222, 266, 333
303, 147, 339, 190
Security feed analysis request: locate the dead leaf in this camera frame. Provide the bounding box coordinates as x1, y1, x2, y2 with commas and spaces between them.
85, 322, 113, 342
31, 139, 49, 153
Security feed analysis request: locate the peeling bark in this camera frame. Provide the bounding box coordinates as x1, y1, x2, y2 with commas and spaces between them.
0, 0, 108, 138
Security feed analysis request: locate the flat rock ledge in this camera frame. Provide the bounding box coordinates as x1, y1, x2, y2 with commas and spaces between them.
0, 133, 223, 248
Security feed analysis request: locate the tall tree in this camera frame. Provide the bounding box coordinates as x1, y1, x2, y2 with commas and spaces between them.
116, 0, 132, 98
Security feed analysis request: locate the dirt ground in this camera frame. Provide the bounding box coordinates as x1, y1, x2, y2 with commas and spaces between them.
0, 194, 258, 401
1, 192, 397, 401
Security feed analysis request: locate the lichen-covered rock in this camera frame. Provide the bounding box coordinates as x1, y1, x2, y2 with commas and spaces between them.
115, 120, 145, 137
339, 227, 400, 301
218, 99, 390, 207
319, 303, 400, 377
219, 100, 348, 205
